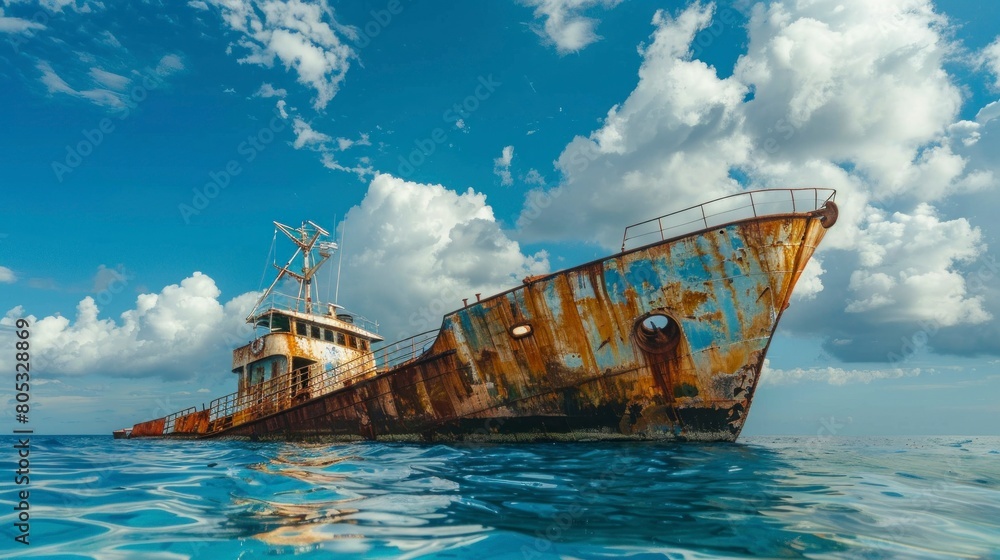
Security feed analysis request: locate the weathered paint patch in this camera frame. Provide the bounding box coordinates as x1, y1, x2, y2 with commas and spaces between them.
602, 261, 629, 307
563, 353, 584, 369
674, 382, 700, 398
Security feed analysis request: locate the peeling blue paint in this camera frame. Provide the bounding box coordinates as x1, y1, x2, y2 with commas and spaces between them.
563, 354, 584, 368
624, 256, 663, 302
602, 262, 628, 306
543, 279, 565, 324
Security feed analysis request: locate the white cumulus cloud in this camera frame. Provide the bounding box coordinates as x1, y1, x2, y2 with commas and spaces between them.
760, 359, 924, 385
335, 132, 370, 151
0, 266, 15, 284
208, 0, 354, 110
292, 117, 332, 149
792, 258, 824, 301
493, 145, 514, 186
518, 2, 748, 244
845, 204, 989, 326
0, 273, 259, 380
523, 0, 622, 54
255, 82, 287, 98
337, 174, 549, 341
517, 1, 1000, 363
983, 37, 1000, 89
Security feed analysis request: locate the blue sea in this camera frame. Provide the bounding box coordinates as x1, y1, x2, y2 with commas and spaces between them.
1, 436, 998, 559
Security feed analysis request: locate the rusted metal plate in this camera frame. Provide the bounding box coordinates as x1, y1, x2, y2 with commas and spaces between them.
173, 410, 210, 434
131, 417, 165, 437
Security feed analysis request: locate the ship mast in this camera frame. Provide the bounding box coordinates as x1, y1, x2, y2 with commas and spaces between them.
245, 221, 337, 322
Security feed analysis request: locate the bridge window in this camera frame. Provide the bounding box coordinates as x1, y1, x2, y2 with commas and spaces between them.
310, 325, 321, 339
336, 332, 346, 345
323, 329, 334, 342
349, 335, 358, 349
258, 314, 291, 333
360, 339, 368, 351
296, 321, 308, 336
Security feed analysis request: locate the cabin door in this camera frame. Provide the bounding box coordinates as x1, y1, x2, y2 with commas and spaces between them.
291, 357, 316, 400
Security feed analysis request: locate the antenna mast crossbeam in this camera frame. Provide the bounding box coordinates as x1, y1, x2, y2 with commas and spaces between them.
245, 221, 338, 323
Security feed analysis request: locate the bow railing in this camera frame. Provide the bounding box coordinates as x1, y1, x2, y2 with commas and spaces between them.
621, 188, 836, 251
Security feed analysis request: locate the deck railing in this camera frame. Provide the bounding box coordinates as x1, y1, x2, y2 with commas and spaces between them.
254, 291, 380, 334
373, 330, 440, 371
161, 407, 197, 435
621, 188, 836, 251
200, 330, 440, 433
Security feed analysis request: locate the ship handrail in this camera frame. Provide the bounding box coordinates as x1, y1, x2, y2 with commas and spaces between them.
161, 406, 197, 435
202, 330, 440, 431
252, 290, 380, 334
371, 330, 439, 371
621, 188, 836, 251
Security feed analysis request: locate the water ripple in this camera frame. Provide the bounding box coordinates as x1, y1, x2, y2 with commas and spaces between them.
1, 436, 998, 558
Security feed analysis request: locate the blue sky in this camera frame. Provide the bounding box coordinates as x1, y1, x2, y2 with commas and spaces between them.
1, 0, 999, 436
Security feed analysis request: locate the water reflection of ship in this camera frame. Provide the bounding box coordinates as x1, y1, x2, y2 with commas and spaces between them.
121, 188, 837, 442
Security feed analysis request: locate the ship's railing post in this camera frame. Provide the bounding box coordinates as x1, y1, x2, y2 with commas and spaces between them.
620, 187, 836, 251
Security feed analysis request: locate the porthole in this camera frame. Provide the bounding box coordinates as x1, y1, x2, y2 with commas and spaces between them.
633, 311, 681, 354
509, 323, 533, 339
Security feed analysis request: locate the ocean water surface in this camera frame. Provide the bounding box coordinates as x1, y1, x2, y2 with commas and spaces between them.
1, 435, 997, 559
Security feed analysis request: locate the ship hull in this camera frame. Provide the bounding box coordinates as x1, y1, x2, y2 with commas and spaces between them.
206, 211, 830, 443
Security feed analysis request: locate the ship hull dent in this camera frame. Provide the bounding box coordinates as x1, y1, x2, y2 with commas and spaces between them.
206, 212, 828, 443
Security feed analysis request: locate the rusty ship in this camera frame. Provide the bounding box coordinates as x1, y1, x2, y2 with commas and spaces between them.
120, 188, 837, 442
